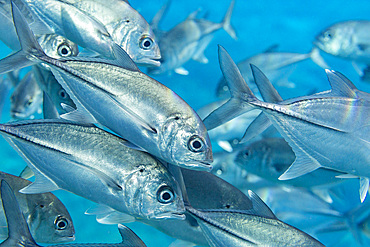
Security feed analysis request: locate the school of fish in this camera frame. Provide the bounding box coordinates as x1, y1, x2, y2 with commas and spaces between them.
0, 0, 368, 246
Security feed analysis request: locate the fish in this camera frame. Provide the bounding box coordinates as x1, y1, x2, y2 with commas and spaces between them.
314, 21, 370, 72
0, 0, 79, 59
0, 180, 147, 247
0, 119, 185, 222
185, 190, 325, 246
31, 65, 76, 115
9, 70, 43, 119
216, 45, 328, 98
235, 138, 345, 188
0, 2, 213, 171
0, 171, 75, 243
147, 0, 237, 75
139, 167, 255, 246
12, 0, 119, 60
203, 45, 370, 202
61, 0, 161, 66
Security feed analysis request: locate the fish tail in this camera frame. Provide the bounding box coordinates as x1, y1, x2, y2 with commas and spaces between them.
202, 45, 258, 130
0, 180, 38, 246
0, 1, 46, 75
222, 0, 237, 40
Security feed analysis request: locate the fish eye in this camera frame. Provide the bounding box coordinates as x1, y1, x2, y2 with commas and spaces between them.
140, 37, 154, 50
243, 150, 250, 158
188, 135, 205, 152
54, 216, 68, 230
57, 43, 72, 57
323, 31, 332, 40
25, 98, 33, 107
157, 186, 175, 204
58, 89, 68, 99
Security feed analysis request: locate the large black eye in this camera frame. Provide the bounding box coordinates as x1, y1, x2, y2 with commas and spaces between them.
188, 135, 205, 152
57, 43, 72, 57
323, 31, 332, 40
140, 37, 154, 50
25, 98, 33, 107
54, 216, 68, 230
58, 89, 68, 99
157, 186, 175, 204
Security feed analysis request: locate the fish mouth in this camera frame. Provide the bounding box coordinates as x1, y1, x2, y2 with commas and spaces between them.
58, 235, 76, 242
152, 212, 186, 220
136, 58, 161, 67
11, 111, 27, 119
183, 161, 213, 171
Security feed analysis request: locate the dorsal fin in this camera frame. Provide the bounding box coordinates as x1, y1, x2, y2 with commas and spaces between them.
326, 69, 357, 98
250, 64, 283, 103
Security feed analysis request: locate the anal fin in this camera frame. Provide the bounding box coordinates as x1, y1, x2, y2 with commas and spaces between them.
279, 154, 321, 180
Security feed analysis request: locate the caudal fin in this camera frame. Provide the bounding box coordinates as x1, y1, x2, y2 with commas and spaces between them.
0, 180, 38, 247
222, 0, 237, 40
203, 45, 257, 130
0, 1, 45, 75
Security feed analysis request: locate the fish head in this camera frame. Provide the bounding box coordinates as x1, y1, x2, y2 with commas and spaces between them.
234, 143, 262, 173
27, 196, 75, 243
160, 114, 213, 171
114, 20, 161, 67
123, 161, 185, 221
10, 74, 43, 119
37, 34, 79, 59
314, 23, 353, 57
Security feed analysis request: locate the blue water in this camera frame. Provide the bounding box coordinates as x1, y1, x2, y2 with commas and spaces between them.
0, 0, 370, 246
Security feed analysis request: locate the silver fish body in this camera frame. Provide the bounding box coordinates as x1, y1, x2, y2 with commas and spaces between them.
32, 65, 76, 115
186, 192, 324, 247
0, 180, 147, 247
19, 0, 117, 59
0, 171, 75, 244
0, 3, 212, 170
235, 138, 345, 188
140, 168, 254, 246
315, 21, 370, 63
0, 119, 185, 221
62, 0, 161, 66
0, 0, 79, 59
147, 0, 236, 75
204, 45, 370, 202
10, 70, 43, 119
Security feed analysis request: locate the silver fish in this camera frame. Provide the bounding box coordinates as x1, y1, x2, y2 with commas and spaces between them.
0, 119, 185, 221
10, 70, 43, 119
147, 0, 237, 75
62, 0, 161, 66
0, 180, 147, 247
216, 46, 323, 98
235, 138, 345, 188
0, 3, 213, 170
0, 0, 79, 59
315, 21, 370, 64
204, 45, 370, 202
140, 167, 254, 246
32, 65, 76, 115
186, 190, 324, 247
14, 0, 118, 59
0, 171, 75, 243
